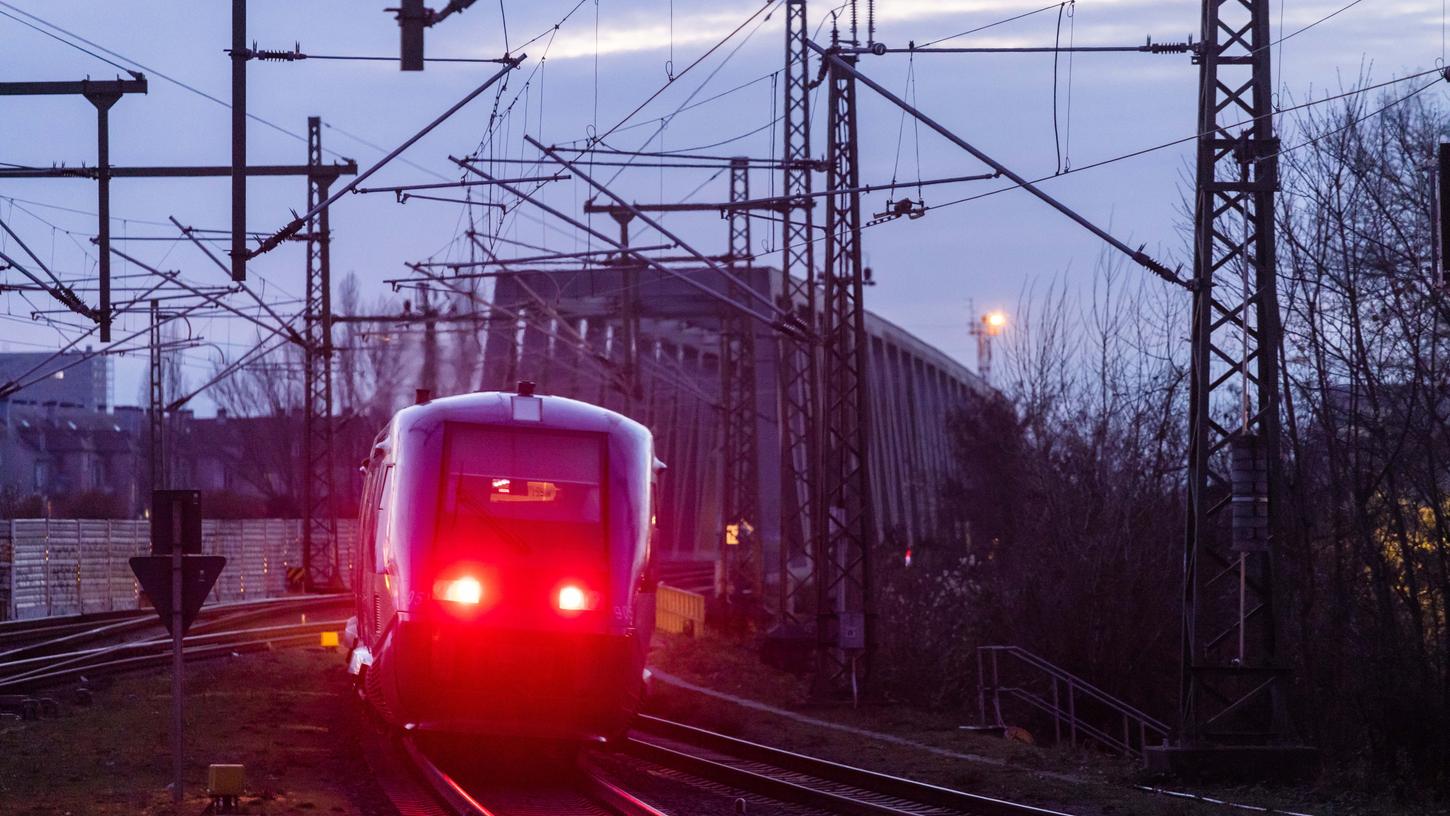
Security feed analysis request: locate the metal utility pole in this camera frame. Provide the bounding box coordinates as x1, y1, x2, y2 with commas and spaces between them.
817, 33, 875, 697
232, 0, 247, 281
1153, 0, 1312, 775
777, 0, 821, 631
602, 208, 643, 410
0, 78, 147, 341
420, 283, 439, 394
577, 201, 694, 412
302, 117, 341, 592
721, 157, 762, 620
149, 299, 165, 492
393, 0, 483, 70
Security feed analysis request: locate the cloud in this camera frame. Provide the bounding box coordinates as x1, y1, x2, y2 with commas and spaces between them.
533, 2, 777, 61
518, 0, 1431, 64
520, 0, 1213, 63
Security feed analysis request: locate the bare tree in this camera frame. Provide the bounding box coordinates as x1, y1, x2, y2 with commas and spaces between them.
1275, 77, 1450, 790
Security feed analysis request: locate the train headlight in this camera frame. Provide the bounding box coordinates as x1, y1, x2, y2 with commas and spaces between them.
435, 576, 484, 605
556, 583, 599, 613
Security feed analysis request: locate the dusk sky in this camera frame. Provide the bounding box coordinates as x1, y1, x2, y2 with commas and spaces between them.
1, 0, 1443, 411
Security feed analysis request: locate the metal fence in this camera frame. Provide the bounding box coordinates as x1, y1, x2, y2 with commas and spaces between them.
656, 583, 706, 637
0, 519, 356, 621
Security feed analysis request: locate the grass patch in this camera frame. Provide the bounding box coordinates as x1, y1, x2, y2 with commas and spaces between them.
0, 646, 394, 815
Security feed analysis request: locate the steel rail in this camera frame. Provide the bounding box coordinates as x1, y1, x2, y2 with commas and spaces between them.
0, 624, 341, 691
400, 737, 496, 816
0, 609, 145, 638
0, 593, 345, 643
0, 618, 346, 684
575, 761, 673, 816
0, 597, 348, 673
629, 715, 1078, 816
400, 736, 668, 816
0, 614, 161, 662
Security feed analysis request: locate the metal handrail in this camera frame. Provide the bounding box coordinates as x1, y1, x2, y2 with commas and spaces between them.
977, 645, 1171, 757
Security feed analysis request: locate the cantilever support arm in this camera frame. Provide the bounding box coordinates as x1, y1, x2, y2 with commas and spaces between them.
246, 55, 524, 259
0, 218, 98, 322
452, 156, 803, 339
107, 245, 303, 348
170, 217, 308, 347
522, 135, 801, 329
809, 41, 1189, 290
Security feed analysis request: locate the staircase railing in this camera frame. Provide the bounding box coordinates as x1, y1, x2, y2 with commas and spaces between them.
976, 645, 1171, 758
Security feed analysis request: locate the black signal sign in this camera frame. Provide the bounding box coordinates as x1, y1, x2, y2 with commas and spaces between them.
129, 555, 227, 637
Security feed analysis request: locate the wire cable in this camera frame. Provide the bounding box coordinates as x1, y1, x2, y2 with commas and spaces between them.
916, 2, 1063, 49
917, 68, 1448, 219
1052, 2, 1066, 174
0, 7, 136, 75
1260, 0, 1366, 54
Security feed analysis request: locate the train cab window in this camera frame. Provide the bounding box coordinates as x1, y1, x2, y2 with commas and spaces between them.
437, 425, 606, 563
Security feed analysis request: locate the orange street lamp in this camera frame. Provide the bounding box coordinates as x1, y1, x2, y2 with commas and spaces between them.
969, 307, 1007, 383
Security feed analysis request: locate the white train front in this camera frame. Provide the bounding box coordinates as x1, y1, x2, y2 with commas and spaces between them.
344, 385, 659, 741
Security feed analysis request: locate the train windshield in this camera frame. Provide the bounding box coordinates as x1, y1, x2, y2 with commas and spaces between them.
437, 425, 606, 560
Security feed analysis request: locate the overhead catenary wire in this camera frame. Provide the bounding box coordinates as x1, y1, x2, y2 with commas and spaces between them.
916, 1, 1064, 49
5, 0, 1412, 403
460, 0, 801, 270
0, 2, 347, 160
0, 6, 137, 76
919, 67, 1450, 218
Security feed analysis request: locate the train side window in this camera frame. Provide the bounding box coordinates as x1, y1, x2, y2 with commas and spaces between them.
373, 465, 394, 572
358, 463, 384, 567
642, 482, 660, 590
356, 464, 380, 583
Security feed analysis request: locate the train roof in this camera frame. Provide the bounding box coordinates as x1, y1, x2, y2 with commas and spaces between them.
379, 389, 651, 453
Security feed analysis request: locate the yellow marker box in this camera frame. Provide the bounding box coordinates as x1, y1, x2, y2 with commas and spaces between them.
320, 630, 340, 648
207, 764, 245, 796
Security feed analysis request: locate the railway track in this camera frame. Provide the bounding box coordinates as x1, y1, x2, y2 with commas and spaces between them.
623, 715, 1077, 816
0, 594, 350, 696
401, 736, 669, 816
0, 593, 348, 662
393, 714, 1079, 816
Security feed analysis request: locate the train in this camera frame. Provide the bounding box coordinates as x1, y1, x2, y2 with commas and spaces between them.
342, 383, 659, 741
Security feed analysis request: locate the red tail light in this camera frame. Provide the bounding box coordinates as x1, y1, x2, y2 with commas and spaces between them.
434, 576, 484, 605
556, 583, 599, 613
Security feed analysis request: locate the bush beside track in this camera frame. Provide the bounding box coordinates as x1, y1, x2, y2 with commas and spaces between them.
644, 631, 1427, 816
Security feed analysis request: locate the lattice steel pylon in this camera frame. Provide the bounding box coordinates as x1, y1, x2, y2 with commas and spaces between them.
817, 36, 875, 692
776, 0, 820, 628
722, 157, 762, 616
1180, 0, 1293, 748
302, 116, 341, 591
